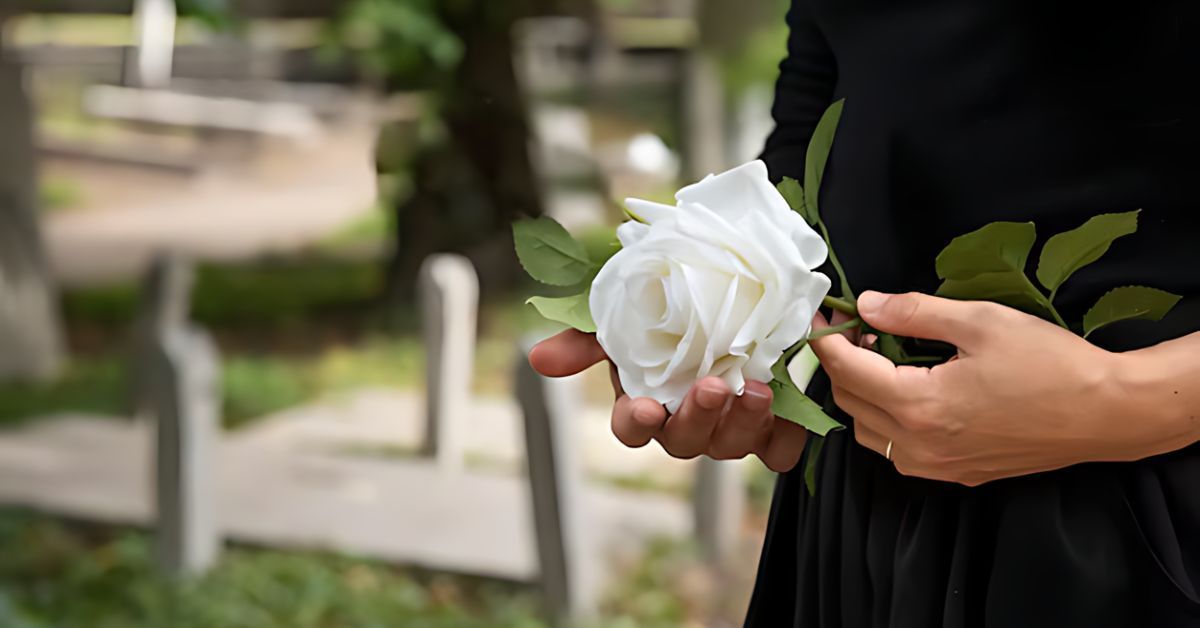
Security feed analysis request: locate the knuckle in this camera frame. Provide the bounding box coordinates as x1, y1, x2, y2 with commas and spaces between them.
820, 353, 843, 378
831, 387, 856, 416
945, 470, 973, 486
750, 414, 775, 436
763, 459, 791, 473
708, 445, 749, 461
762, 450, 801, 473
894, 396, 947, 432
893, 404, 933, 431
891, 292, 923, 324
910, 444, 952, 469
611, 422, 646, 448
660, 440, 701, 460
959, 475, 985, 488
968, 300, 1002, 321
966, 301, 1009, 333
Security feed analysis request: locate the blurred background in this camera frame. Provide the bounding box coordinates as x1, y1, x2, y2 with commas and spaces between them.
0, 0, 792, 625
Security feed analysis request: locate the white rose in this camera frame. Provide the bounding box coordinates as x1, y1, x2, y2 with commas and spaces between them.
590, 160, 832, 412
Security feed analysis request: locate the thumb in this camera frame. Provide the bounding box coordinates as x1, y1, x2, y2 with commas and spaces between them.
528, 329, 609, 377
856, 291, 984, 346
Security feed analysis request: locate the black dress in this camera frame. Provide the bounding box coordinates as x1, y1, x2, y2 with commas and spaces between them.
747, 1, 1200, 626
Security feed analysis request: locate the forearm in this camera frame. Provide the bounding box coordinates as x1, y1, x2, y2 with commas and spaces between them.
1113, 331, 1200, 457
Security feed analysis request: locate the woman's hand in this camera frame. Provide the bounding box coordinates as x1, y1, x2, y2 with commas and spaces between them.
809, 291, 1165, 486
528, 329, 808, 472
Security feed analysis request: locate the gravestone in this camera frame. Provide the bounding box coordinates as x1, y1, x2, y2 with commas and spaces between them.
151, 325, 222, 577
418, 255, 479, 471
515, 340, 596, 625
694, 456, 746, 564
134, 255, 221, 577
127, 0, 176, 88
0, 54, 63, 381
681, 49, 726, 184
132, 255, 195, 417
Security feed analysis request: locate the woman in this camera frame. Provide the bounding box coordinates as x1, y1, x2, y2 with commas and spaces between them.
530, 1, 1200, 625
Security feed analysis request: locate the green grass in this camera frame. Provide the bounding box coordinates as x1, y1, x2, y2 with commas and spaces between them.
39, 176, 86, 213
61, 257, 384, 333
599, 536, 757, 627
316, 203, 394, 252
0, 359, 126, 428
0, 509, 546, 628
218, 338, 426, 430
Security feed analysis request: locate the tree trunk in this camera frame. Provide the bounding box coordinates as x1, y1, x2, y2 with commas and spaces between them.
0, 53, 64, 380
385, 3, 552, 303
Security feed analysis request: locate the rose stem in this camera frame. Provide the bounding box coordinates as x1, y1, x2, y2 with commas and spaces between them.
807, 317, 863, 340
822, 295, 859, 317
816, 217, 855, 300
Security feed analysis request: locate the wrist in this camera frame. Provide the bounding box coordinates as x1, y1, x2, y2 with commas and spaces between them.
1106, 347, 1200, 460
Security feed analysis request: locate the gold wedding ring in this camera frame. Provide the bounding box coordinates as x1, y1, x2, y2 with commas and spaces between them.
885, 440, 894, 461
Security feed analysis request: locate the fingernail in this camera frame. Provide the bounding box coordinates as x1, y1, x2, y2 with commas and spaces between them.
696, 385, 728, 410
857, 291, 888, 315
632, 405, 662, 426
743, 388, 771, 411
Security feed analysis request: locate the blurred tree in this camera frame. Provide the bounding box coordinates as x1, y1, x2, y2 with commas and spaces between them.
176, 0, 237, 29
703, 0, 790, 99
331, 0, 597, 303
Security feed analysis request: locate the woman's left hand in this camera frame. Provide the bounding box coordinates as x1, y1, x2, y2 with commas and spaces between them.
809, 291, 1159, 486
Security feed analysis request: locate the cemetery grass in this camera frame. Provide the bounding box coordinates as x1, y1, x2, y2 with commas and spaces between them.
0, 508, 754, 627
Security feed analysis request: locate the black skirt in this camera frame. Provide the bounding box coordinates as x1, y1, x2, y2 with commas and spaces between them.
744, 374, 1200, 628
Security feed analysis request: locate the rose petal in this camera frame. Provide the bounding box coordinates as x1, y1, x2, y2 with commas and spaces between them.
675, 160, 791, 224
623, 198, 678, 225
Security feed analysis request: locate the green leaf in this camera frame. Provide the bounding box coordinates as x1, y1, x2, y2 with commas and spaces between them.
804, 99, 845, 220
578, 227, 622, 269
769, 350, 843, 436
787, 344, 821, 391
1036, 210, 1140, 293
936, 271, 1050, 316
804, 435, 824, 496
1082, 286, 1181, 338
513, 217, 593, 286
935, 222, 1037, 280
526, 291, 596, 333
777, 177, 815, 226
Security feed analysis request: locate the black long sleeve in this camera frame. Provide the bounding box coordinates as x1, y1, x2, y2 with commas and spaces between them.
760, 0, 838, 182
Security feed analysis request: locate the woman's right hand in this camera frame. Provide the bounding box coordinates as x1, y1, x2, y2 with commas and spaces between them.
528, 329, 808, 472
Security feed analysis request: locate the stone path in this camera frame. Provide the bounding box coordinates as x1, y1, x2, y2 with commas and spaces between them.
0, 390, 700, 581
42, 122, 378, 287
236, 388, 700, 488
